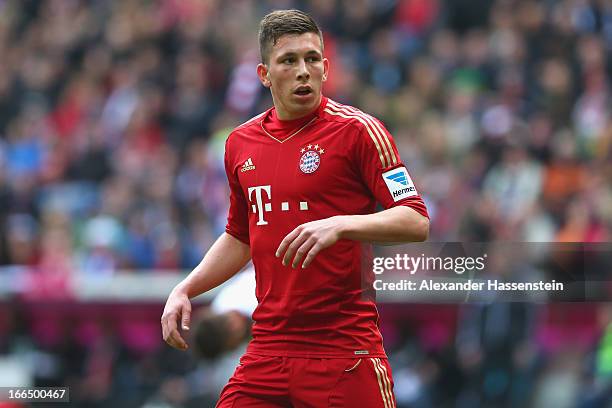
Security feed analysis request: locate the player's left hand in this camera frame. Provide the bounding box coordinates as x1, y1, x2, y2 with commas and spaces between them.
276, 216, 343, 268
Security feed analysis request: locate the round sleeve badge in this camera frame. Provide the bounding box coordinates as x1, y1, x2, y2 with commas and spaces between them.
299, 144, 325, 174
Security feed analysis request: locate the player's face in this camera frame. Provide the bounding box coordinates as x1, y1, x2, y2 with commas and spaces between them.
257, 32, 329, 120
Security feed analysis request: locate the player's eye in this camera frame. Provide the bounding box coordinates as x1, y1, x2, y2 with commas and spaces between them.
282, 58, 295, 64
306, 56, 320, 62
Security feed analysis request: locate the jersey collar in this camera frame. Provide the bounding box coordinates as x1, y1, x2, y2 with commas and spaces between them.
261, 96, 328, 143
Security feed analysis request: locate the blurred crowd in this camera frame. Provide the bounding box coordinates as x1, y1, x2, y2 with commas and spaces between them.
1, 0, 611, 275
0, 0, 612, 407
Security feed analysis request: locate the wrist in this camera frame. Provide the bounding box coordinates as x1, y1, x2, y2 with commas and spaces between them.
335, 215, 357, 239
172, 281, 191, 298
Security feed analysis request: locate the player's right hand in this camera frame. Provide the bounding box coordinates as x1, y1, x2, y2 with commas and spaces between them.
161, 289, 191, 351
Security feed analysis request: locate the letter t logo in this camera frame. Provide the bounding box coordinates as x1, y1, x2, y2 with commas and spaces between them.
248, 185, 272, 225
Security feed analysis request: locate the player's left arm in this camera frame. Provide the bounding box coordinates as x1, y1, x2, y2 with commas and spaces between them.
277, 117, 429, 268
335, 205, 428, 242
277, 206, 428, 268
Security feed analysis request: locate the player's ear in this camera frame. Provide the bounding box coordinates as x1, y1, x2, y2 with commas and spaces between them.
257, 63, 272, 88
322, 58, 329, 82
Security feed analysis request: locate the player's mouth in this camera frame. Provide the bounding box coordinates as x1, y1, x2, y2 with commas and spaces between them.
293, 86, 313, 98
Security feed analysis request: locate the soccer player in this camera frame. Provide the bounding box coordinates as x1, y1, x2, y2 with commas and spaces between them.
161, 9, 429, 407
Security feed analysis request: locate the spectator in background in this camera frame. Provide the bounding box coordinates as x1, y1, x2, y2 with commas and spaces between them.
193, 267, 256, 362
192, 268, 257, 399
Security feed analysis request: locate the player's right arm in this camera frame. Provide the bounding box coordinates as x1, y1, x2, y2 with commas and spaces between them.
161, 232, 250, 350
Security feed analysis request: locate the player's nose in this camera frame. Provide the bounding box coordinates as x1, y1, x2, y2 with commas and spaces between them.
296, 59, 310, 81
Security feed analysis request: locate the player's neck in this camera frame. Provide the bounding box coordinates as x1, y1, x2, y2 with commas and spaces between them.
274, 96, 323, 121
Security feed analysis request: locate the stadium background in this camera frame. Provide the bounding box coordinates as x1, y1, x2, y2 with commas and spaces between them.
0, 0, 611, 406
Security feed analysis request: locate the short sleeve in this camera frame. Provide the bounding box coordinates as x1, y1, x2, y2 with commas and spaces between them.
224, 137, 250, 244
353, 119, 429, 218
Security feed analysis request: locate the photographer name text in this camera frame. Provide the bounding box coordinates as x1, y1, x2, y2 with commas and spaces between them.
373, 279, 564, 292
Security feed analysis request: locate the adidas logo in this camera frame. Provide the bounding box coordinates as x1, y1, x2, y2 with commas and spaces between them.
241, 158, 256, 172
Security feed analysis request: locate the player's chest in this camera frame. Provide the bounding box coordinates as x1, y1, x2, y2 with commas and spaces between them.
236, 131, 354, 204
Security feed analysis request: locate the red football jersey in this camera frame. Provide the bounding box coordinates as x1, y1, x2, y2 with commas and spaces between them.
224, 96, 428, 358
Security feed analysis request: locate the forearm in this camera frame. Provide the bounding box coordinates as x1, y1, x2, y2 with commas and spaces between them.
174, 232, 251, 299
338, 206, 429, 243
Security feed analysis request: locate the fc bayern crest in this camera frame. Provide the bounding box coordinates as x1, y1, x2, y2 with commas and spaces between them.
299, 144, 325, 174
